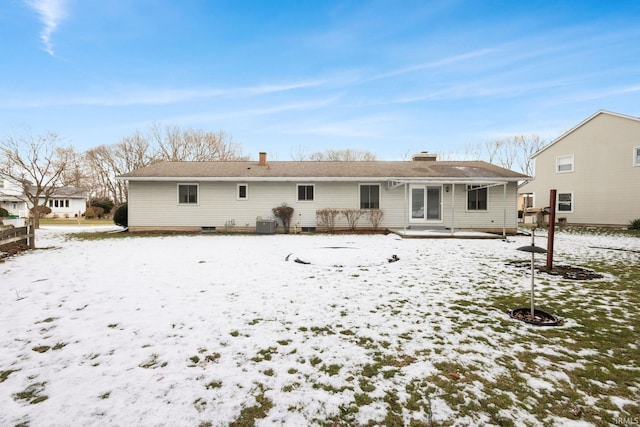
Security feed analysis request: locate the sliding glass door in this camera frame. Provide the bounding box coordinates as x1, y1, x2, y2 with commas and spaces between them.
410, 185, 441, 223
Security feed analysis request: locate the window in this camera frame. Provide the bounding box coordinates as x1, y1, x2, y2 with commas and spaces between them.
557, 193, 573, 212
178, 184, 198, 204
237, 184, 248, 200
556, 155, 574, 173
467, 185, 488, 211
48, 199, 69, 208
297, 184, 314, 201
0, 179, 4, 188
360, 184, 380, 209
634, 147, 640, 167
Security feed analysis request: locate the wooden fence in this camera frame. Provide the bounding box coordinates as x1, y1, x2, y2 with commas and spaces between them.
0, 219, 35, 249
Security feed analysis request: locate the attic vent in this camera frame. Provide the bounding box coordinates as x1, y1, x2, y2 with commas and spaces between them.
412, 152, 437, 161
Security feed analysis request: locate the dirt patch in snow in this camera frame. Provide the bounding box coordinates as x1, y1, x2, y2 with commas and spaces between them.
506, 260, 604, 280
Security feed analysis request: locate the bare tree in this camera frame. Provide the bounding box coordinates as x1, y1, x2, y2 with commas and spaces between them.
59, 146, 87, 188
0, 131, 73, 228
290, 145, 310, 161
464, 134, 547, 175
150, 123, 245, 161
83, 124, 244, 205
308, 148, 377, 161
514, 134, 546, 176
84, 135, 153, 206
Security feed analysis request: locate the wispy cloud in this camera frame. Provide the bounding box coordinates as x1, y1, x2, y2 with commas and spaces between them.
165, 96, 342, 125
24, 0, 68, 56
2, 79, 327, 108
371, 48, 498, 81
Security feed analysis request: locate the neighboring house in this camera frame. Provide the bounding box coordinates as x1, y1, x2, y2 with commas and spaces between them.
0, 174, 29, 217
37, 186, 89, 218
519, 110, 640, 227
118, 152, 527, 235
0, 173, 88, 218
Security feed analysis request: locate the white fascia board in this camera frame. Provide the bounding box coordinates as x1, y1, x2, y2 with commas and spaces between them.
118, 176, 521, 183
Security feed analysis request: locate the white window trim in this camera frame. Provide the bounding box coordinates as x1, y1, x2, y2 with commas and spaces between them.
296, 183, 315, 202
556, 155, 574, 173
557, 192, 574, 214
359, 183, 381, 209
634, 146, 640, 167
177, 183, 199, 205
237, 183, 248, 200
466, 185, 489, 212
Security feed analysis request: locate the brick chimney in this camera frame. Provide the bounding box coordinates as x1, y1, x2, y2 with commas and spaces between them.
259, 152, 267, 166
412, 152, 437, 161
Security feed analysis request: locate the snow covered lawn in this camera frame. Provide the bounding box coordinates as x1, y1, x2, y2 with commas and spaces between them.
1, 227, 639, 426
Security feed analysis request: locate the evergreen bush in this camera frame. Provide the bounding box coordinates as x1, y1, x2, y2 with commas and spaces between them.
90, 199, 115, 214
84, 206, 96, 219
32, 205, 51, 218
0, 207, 8, 217
272, 205, 294, 233
629, 218, 640, 230
114, 203, 128, 228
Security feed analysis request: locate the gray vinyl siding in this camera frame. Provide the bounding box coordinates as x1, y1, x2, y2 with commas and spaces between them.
129, 180, 519, 230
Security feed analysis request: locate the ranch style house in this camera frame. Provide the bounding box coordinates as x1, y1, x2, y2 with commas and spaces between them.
118, 152, 528, 236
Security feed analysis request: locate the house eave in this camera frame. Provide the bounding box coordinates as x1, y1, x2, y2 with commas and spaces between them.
118, 176, 523, 183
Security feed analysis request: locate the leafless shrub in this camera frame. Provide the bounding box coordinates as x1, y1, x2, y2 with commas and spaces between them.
341, 209, 365, 231
316, 208, 340, 232
367, 209, 384, 230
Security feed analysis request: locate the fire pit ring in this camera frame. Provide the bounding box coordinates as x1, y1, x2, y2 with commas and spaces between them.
508, 307, 560, 326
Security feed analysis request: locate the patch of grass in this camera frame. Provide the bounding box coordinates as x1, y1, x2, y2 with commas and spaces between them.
263, 369, 274, 376
229, 330, 240, 337
194, 397, 207, 412
312, 383, 353, 393
320, 363, 342, 376
139, 353, 164, 369
309, 356, 323, 367
32, 345, 50, 353
205, 380, 222, 389
107, 323, 118, 329
35, 317, 56, 324
229, 384, 273, 427
52, 342, 67, 351
251, 347, 278, 362
359, 378, 376, 393
310, 325, 336, 335
99, 391, 111, 399
13, 382, 48, 404
0, 369, 18, 383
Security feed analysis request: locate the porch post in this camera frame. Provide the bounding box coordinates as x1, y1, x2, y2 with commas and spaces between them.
403, 183, 407, 232
502, 183, 507, 239
451, 183, 455, 235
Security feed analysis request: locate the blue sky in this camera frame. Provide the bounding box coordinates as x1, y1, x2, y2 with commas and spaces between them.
2, 0, 640, 160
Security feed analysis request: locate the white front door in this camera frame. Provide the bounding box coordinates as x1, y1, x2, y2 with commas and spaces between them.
410, 185, 441, 223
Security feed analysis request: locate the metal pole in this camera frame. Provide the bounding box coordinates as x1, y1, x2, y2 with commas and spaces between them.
547, 189, 557, 270
531, 230, 536, 317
